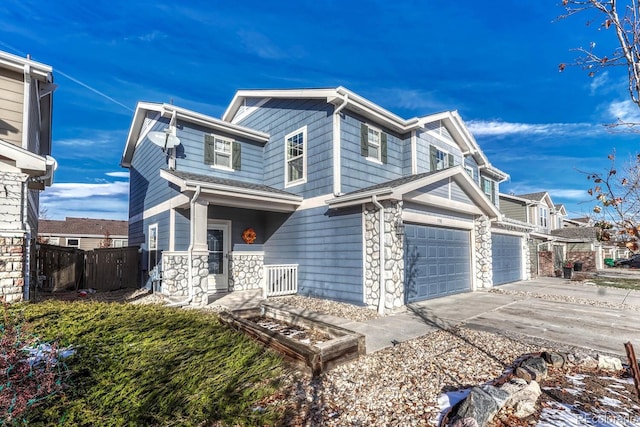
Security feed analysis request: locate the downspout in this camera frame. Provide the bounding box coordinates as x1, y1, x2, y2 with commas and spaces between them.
372, 195, 385, 315
21, 180, 31, 301
168, 185, 201, 307
332, 93, 348, 196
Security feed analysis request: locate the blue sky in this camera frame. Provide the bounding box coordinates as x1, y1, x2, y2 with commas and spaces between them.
2, 0, 638, 220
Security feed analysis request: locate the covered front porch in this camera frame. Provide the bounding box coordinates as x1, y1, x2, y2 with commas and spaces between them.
159, 169, 303, 305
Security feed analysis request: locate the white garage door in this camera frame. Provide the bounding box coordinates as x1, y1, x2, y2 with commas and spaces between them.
404, 224, 471, 303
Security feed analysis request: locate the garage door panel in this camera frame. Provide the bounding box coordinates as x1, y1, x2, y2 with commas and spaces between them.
405, 224, 471, 303
492, 233, 522, 285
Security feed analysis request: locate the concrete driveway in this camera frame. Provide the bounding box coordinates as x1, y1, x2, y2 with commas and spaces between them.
344, 277, 640, 356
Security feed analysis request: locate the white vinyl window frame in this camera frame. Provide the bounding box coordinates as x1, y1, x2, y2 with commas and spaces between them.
148, 223, 158, 251
212, 136, 233, 170
66, 238, 80, 248
465, 166, 474, 180
366, 125, 382, 162
284, 126, 307, 187
539, 207, 548, 228
48, 237, 60, 245
436, 149, 452, 171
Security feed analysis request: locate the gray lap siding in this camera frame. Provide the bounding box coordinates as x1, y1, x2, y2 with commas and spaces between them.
264, 206, 364, 305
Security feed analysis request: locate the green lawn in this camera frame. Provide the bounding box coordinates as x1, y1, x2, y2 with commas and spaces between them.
590, 277, 640, 291
11, 301, 285, 426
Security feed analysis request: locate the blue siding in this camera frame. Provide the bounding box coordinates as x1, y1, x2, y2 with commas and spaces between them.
415, 128, 463, 174
340, 111, 408, 193
238, 98, 334, 198
403, 134, 413, 176
264, 206, 363, 304
134, 211, 170, 272
464, 156, 480, 185
209, 206, 267, 246
175, 121, 264, 183
174, 208, 190, 251
450, 181, 473, 204
129, 119, 181, 222
416, 181, 449, 199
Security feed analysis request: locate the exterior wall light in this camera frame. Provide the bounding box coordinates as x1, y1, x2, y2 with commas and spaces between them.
396, 219, 405, 237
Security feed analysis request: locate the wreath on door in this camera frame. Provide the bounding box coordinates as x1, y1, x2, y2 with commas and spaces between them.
242, 228, 257, 244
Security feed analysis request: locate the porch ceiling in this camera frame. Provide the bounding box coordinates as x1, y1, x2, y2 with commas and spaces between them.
160, 169, 302, 213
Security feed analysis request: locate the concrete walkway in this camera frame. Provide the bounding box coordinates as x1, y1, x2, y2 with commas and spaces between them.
209, 278, 640, 357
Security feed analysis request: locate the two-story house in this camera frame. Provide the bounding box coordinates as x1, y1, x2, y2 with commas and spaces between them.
0, 50, 56, 302
498, 191, 603, 276
121, 87, 512, 313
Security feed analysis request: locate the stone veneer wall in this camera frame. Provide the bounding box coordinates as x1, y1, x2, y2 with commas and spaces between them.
475, 216, 492, 288
161, 251, 209, 305
363, 200, 404, 312
0, 235, 26, 302
229, 252, 264, 291
0, 172, 28, 303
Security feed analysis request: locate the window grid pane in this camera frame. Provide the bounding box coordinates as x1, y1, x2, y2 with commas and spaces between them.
286, 131, 305, 183
214, 138, 232, 167
367, 128, 381, 160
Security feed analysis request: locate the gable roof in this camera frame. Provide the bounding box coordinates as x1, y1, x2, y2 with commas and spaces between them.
516, 192, 547, 201
121, 102, 270, 168
223, 87, 508, 182
39, 217, 128, 237
327, 165, 501, 219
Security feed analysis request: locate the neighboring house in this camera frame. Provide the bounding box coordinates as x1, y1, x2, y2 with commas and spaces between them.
498, 192, 604, 275
121, 87, 515, 313
0, 50, 56, 302
39, 217, 129, 250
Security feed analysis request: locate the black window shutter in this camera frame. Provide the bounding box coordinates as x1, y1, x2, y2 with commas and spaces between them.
360, 123, 369, 157
447, 153, 454, 168
232, 142, 241, 170
430, 146, 437, 171
381, 132, 387, 164
204, 135, 215, 164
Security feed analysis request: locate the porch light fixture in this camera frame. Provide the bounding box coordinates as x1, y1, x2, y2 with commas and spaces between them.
395, 218, 405, 237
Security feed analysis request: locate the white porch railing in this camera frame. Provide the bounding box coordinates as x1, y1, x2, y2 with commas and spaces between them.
264, 264, 298, 297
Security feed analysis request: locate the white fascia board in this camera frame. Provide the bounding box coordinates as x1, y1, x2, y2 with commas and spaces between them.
0, 138, 46, 173
121, 102, 270, 167
0, 51, 52, 82
325, 187, 394, 208
391, 166, 501, 220
159, 169, 302, 205
499, 193, 530, 204
223, 87, 421, 133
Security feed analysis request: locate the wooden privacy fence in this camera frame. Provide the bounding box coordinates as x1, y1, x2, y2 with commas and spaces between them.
37, 245, 139, 292
36, 244, 84, 292
85, 247, 139, 291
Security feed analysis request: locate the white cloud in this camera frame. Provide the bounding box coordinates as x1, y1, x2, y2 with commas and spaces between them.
237, 30, 284, 60
40, 182, 129, 220
549, 189, 589, 201
590, 71, 609, 95
467, 120, 596, 137
369, 88, 448, 112
43, 182, 128, 199
606, 99, 640, 123
106, 171, 130, 178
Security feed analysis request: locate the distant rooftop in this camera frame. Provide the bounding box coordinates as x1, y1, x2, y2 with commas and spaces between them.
39, 217, 128, 236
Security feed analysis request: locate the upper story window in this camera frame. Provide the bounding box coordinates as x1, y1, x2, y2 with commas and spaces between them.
430, 146, 453, 171
481, 177, 495, 203
204, 134, 241, 170
465, 166, 474, 180
285, 126, 307, 187
539, 207, 548, 228
360, 124, 387, 163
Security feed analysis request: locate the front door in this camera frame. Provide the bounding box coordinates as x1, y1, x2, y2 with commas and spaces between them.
207, 223, 229, 292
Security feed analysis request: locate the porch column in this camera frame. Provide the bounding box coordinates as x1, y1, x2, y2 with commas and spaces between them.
192, 199, 208, 252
